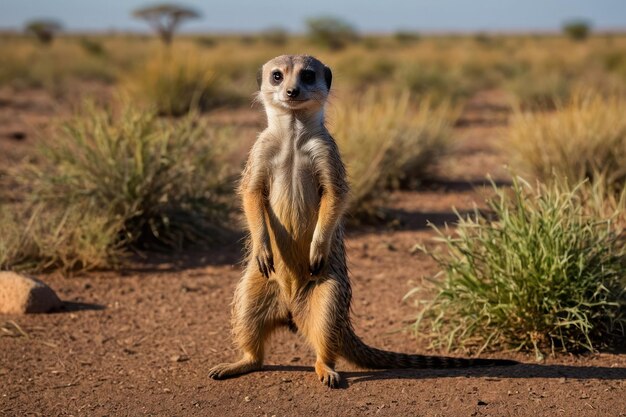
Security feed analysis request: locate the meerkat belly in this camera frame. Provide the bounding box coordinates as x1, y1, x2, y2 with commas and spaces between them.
267, 149, 319, 263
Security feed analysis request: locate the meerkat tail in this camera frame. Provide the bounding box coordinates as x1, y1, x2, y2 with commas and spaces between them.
341, 328, 518, 369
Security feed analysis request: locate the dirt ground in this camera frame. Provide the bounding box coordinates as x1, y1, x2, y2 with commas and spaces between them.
1, 90, 625, 417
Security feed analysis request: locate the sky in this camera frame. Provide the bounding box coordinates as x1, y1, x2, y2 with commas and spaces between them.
0, 0, 625, 33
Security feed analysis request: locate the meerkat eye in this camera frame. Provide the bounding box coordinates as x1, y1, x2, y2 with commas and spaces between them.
300, 69, 316, 85
271, 70, 283, 85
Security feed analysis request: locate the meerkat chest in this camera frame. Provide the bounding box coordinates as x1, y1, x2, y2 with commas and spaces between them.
268, 141, 320, 225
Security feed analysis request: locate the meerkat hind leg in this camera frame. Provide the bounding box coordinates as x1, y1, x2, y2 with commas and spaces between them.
301, 279, 343, 388
208, 352, 264, 379
209, 270, 283, 380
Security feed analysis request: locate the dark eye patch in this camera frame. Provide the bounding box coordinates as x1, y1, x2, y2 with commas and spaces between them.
300, 69, 316, 85
271, 70, 283, 85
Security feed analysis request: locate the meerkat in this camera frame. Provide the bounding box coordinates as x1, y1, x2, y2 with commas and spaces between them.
208, 54, 517, 388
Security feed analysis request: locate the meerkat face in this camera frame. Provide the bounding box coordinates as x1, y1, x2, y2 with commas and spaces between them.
257, 55, 332, 112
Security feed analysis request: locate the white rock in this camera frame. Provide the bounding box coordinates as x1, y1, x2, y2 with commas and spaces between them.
0, 271, 62, 314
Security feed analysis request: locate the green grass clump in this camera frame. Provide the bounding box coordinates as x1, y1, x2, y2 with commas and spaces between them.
412, 178, 626, 357
507, 92, 626, 191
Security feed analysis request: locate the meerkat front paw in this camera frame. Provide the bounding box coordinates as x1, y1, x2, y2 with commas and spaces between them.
254, 241, 274, 278
309, 241, 329, 276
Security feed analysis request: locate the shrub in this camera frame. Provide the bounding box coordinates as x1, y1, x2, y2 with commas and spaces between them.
0, 39, 116, 93
259, 27, 289, 46
563, 20, 591, 41
79, 37, 106, 57
29, 102, 234, 253
391, 97, 455, 189
397, 64, 472, 104
25, 20, 62, 45
505, 70, 572, 109
411, 178, 626, 357
507, 92, 626, 191
330, 91, 454, 218
194, 36, 217, 48
126, 53, 221, 116
305, 16, 359, 50
394, 31, 420, 45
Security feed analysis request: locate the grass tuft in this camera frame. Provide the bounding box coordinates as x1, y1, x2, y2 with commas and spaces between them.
411, 177, 626, 357
0, 203, 123, 273
329, 91, 454, 218
0, 101, 235, 273
32, 101, 233, 249
126, 52, 223, 116
507, 92, 626, 191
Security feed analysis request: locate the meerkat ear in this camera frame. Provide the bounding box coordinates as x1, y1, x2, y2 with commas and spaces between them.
323, 66, 332, 91
256, 67, 263, 89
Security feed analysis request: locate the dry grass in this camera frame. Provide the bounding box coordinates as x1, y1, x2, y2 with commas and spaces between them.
0, 203, 123, 273
124, 50, 223, 116
0, 101, 236, 273
329, 91, 455, 218
507, 92, 626, 191
2, 33, 626, 106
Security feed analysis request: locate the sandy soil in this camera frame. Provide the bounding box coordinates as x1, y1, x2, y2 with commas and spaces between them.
1, 90, 625, 417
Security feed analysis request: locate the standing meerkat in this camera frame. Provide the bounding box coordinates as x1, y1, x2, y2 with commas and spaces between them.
209, 54, 516, 388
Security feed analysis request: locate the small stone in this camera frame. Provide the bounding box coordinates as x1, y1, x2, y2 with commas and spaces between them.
244, 396, 251, 402
170, 354, 190, 362
0, 272, 62, 314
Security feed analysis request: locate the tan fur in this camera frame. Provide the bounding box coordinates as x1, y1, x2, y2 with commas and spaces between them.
208, 55, 516, 388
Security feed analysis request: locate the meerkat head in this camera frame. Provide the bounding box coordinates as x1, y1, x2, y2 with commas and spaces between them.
257, 55, 332, 113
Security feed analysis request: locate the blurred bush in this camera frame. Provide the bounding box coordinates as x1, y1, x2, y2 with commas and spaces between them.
563, 20, 591, 41
78, 37, 107, 57
260, 27, 289, 46
507, 92, 626, 192
125, 52, 228, 115
24, 19, 62, 45
306, 16, 359, 50
394, 31, 420, 45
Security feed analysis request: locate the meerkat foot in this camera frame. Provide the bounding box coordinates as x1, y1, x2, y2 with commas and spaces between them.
315, 361, 341, 388
208, 359, 262, 380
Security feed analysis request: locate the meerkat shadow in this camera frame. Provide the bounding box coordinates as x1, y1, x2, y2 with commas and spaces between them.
262, 363, 626, 387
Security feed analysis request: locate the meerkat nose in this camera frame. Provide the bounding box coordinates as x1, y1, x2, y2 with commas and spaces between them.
286, 87, 300, 98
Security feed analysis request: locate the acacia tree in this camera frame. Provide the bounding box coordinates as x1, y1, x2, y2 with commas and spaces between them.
132, 4, 200, 45
25, 19, 62, 44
